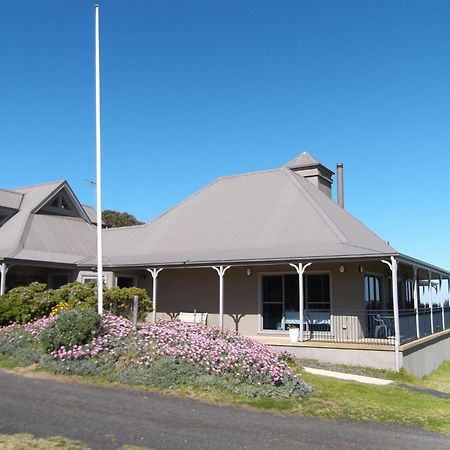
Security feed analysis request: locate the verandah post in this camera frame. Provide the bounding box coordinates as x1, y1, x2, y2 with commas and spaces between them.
428, 271, 434, 334
439, 275, 445, 330
147, 268, 163, 323
212, 265, 231, 329
413, 266, 420, 339
289, 262, 312, 342
382, 257, 400, 372
0, 262, 8, 296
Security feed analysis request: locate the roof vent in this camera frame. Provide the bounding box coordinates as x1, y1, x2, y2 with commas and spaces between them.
285, 152, 334, 198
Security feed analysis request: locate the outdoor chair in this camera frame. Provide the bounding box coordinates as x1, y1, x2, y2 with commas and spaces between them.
373, 314, 389, 338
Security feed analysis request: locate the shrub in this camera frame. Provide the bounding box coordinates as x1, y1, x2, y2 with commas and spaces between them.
39, 353, 114, 377
0, 328, 40, 366
104, 287, 151, 320
0, 283, 56, 326
40, 308, 102, 352
50, 282, 97, 310
0, 281, 152, 326
110, 356, 205, 388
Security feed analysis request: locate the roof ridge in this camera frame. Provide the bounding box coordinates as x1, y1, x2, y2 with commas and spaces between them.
344, 241, 397, 255
218, 167, 281, 180
142, 177, 223, 229
104, 224, 147, 231
0, 187, 24, 196
12, 180, 65, 191
282, 168, 348, 243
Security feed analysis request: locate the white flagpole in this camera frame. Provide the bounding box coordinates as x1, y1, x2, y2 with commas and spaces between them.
95, 4, 103, 315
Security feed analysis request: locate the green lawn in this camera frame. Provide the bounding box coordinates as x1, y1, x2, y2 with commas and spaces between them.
184, 365, 450, 434
0, 433, 154, 450
2, 354, 450, 435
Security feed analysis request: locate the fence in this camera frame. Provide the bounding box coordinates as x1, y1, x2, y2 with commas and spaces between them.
298, 306, 450, 346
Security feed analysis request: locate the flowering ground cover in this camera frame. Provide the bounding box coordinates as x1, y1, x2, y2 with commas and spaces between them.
0, 313, 312, 398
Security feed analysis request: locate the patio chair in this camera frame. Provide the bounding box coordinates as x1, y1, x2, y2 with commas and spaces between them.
373, 314, 388, 338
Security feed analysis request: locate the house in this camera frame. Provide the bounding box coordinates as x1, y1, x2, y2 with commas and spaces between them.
1, 153, 449, 376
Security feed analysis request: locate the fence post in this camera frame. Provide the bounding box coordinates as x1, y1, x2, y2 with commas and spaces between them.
132, 295, 139, 330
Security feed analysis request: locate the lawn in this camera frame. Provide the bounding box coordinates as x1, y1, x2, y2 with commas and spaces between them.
1, 310, 450, 435
0, 433, 153, 450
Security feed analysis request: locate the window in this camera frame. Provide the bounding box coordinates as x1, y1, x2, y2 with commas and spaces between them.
81, 275, 106, 284
261, 273, 331, 330
404, 280, 414, 308
306, 274, 330, 310
364, 275, 381, 309
116, 276, 136, 288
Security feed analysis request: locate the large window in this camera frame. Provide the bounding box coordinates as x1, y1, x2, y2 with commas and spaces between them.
364, 275, 381, 309
262, 273, 331, 330
306, 274, 330, 310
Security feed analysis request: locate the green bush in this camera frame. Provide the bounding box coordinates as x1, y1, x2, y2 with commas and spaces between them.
0, 281, 152, 326
0, 283, 56, 326
50, 281, 97, 309
104, 287, 151, 320
40, 308, 102, 352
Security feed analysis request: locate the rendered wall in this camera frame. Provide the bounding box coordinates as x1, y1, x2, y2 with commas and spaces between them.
402, 331, 450, 377
133, 262, 370, 337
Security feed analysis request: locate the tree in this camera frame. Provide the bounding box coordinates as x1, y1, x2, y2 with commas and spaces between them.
102, 210, 144, 228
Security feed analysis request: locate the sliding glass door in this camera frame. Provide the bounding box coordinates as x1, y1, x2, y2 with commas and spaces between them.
261, 273, 331, 331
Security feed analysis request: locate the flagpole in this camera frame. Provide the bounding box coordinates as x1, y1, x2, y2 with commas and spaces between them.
95, 4, 103, 315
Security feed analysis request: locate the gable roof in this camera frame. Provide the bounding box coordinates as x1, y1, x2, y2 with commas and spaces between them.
96, 167, 396, 267
0, 181, 96, 265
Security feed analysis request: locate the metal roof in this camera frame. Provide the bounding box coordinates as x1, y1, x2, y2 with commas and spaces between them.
0, 189, 23, 210
2, 158, 448, 276
94, 166, 397, 267
0, 181, 97, 265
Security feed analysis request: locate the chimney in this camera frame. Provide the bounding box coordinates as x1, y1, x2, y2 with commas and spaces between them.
336, 163, 344, 208
284, 152, 334, 198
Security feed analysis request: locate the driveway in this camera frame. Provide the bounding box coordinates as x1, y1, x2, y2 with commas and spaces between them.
0, 370, 448, 450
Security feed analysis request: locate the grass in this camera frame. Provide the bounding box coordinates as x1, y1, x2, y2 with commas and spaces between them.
2, 360, 450, 435
419, 361, 450, 393
0, 433, 89, 450
3, 356, 450, 435
170, 363, 450, 434
27, 360, 449, 435
0, 433, 155, 450
298, 358, 450, 393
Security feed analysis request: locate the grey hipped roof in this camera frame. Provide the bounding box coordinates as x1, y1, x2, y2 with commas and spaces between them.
0, 181, 96, 265
96, 162, 397, 267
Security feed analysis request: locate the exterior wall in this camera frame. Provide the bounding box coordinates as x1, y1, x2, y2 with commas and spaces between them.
272, 344, 396, 371
145, 262, 369, 336
401, 330, 450, 377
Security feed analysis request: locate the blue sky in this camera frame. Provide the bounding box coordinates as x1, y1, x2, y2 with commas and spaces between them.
1, 1, 449, 269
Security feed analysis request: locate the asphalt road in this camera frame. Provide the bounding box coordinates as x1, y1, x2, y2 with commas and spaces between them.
0, 370, 449, 450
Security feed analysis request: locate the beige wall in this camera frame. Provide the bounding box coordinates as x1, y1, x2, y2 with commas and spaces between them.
122, 262, 380, 337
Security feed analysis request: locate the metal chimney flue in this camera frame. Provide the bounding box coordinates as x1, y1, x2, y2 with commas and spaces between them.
336, 163, 344, 208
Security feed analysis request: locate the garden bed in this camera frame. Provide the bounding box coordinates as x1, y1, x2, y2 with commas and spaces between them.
0, 311, 312, 399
